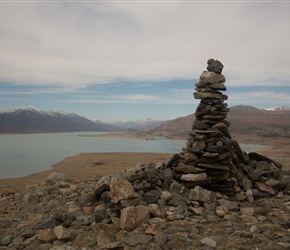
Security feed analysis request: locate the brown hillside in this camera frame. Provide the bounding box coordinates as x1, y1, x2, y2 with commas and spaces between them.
228, 105, 290, 137
149, 105, 290, 138
149, 114, 194, 138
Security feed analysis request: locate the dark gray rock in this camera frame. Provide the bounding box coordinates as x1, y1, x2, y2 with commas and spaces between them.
100, 190, 111, 203
254, 182, 275, 195
248, 152, 283, 169
278, 174, 290, 189
207, 58, 224, 74
94, 204, 107, 223
79, 193, 94, 205
35, 217, 63, 229
94, 176, 111, 200
0, 235, 14, 246
284, 218, 290, 227
143, 189, 161, 204
194, 91, 227, 100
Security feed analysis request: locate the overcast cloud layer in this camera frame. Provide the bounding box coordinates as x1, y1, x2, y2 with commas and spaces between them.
0, 1, 290, 120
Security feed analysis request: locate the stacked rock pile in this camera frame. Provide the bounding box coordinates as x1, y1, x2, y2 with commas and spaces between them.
167, 59, 284, 198
169, 59, 235, 188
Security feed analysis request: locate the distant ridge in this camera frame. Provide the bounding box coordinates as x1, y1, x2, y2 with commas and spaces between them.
230, 105, 266, 116
228, 105, 290, 137
96, 118, 165, 130
261, 106, 290, 112
149, 105, 290, 138
0, 106, 118, 133
2, 105, 290, 136
149, 114, 194, 138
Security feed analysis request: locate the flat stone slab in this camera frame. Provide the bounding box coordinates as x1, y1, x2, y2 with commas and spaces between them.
194, 92, 228, 100
198, 163, 229, 171
199, 71, 225, 84
173, 163, 206, 173
180, 173, 208, 182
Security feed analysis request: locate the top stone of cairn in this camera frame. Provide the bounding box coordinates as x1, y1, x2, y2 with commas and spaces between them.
207, 58, 224, 74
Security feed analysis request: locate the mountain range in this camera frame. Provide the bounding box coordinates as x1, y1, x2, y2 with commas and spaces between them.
1, 105, 290, 137
95, 118, 164, 131
0, 106, 118, 133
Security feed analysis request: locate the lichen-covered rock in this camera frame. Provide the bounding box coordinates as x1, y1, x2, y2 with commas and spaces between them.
120, 205, 150, 230
110, 176, 138, 203
38, 229, 57, 243
52, 226, 71, 241
189, 186, 217, 204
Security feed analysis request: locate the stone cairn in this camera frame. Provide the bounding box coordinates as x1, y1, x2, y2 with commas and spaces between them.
170, 58, 234, 189
167, 58, 284, 197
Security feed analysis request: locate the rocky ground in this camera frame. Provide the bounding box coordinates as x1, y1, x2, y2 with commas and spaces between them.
1, 134, 290, 250
1, 154, 290, 249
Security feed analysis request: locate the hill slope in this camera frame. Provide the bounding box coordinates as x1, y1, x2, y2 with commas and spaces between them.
149, 114, 194, 138
149, 105, 290, 138
228, 105, 290, 137
0, 106, 118, 133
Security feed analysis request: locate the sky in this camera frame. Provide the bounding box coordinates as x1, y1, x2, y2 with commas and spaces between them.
0, 1, 290, 121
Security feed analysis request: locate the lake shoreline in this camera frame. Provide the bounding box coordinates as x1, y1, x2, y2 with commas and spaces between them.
0, 152, 173, 192
0, 132, 186, 179
0, 134, 289, 192
78, 132, 155, 140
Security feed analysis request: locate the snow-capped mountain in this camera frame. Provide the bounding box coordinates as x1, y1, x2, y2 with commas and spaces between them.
95, 118, 165, 130
0, 105, 44, 114
0, 105, 82, 118
261, 106, 290, 112
0, 106, 118, 133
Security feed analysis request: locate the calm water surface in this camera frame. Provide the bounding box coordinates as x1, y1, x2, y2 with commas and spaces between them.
0, 132, 270, 179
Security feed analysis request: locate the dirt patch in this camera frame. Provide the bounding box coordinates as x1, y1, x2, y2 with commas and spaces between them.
0, 152, 172, 192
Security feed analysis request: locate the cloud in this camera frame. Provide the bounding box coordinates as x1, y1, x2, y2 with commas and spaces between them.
229, 91, 290, 106
0, 2, 290, 90
112, 94, 160, 101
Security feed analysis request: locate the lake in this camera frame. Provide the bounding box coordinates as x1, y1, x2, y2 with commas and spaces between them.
0, 132, 270, 179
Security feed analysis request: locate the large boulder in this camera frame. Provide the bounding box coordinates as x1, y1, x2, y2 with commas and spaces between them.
41, 172, 68, 186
